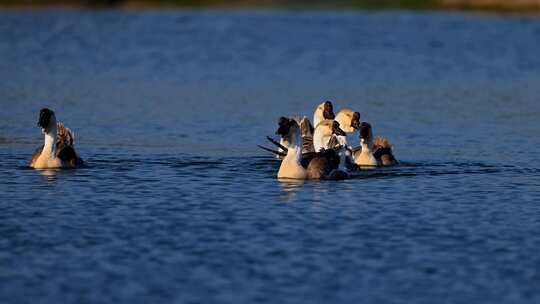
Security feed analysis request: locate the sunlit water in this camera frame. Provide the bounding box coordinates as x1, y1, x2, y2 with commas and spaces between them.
1, 9, 540, 304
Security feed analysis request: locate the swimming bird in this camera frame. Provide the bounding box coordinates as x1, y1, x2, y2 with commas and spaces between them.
261, 116, 314, 159
275, 117, 348, 180
30, 108, 83, 169
313, 120, 346, 152
335, 108, 361, 133
353, 122, 378, 167
373, 136, 398, 166
313, 100, 335, 129
276, 117, 308, 179
263, 101, 335, 157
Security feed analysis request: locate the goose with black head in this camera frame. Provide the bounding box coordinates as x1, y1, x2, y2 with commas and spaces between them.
353, 122, 378, 167
30, 108, 83, 169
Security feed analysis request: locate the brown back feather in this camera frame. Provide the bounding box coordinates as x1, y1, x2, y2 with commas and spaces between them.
56, 122, 75, 148
57, 145, 81, 167
300, 117, 315, 153
307, 157, 330, 180
373, 136, 392, 150
372, 136, 397, 166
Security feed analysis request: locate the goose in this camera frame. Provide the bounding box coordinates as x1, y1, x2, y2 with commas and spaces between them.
276, 118, 308, 179
313, 100, 335, 129
335, 108, 361, 133
313, 120, 346, 152
373, 136, 398, 166
275, 117, 348, 180
30, 108, 83, 169
353, 122, 378, 167
260, 116, 314, 159
262, 101, 336, 157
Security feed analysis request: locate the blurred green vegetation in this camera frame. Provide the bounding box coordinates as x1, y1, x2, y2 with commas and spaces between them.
1, 0, 539, 11
0, 0, 436, 9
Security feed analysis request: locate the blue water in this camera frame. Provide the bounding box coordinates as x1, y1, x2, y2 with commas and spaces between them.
1, 9, 540, 304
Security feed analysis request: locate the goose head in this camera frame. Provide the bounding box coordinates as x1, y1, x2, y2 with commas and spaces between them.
313, 100, 335, 127
335, 108, 361, 133
38, 108, 57, 134
358, 122, 373, 146
276, 117, 301, 147
331, 120, 346, 137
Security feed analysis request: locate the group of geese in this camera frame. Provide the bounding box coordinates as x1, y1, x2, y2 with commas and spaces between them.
29, 103, 397, 180
259, 100, 397, 180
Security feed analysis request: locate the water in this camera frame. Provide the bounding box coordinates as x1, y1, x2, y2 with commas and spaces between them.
1, 9, 540, 304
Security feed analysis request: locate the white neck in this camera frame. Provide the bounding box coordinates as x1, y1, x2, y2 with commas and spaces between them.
42, 128, 57, 158
313, 134, 330, 152
313, 112, 324, 129
313, 125, 331, 152
277, 128, 307, 179
284, 126, 303, 164
361, 139, 372, 152
284, 144, 302, 164
288, 125, 302, 149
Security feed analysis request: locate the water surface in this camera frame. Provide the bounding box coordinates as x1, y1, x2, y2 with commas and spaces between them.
1, 9, 540, 304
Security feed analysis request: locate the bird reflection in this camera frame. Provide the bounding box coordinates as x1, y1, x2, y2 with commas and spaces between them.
37, 168, 60, 184
278, 178, 305, 202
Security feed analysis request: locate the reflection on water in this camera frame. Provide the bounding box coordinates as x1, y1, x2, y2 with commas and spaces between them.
1, 9, 540, 304
37, 168, 60, 182
278, 178, 305, 202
